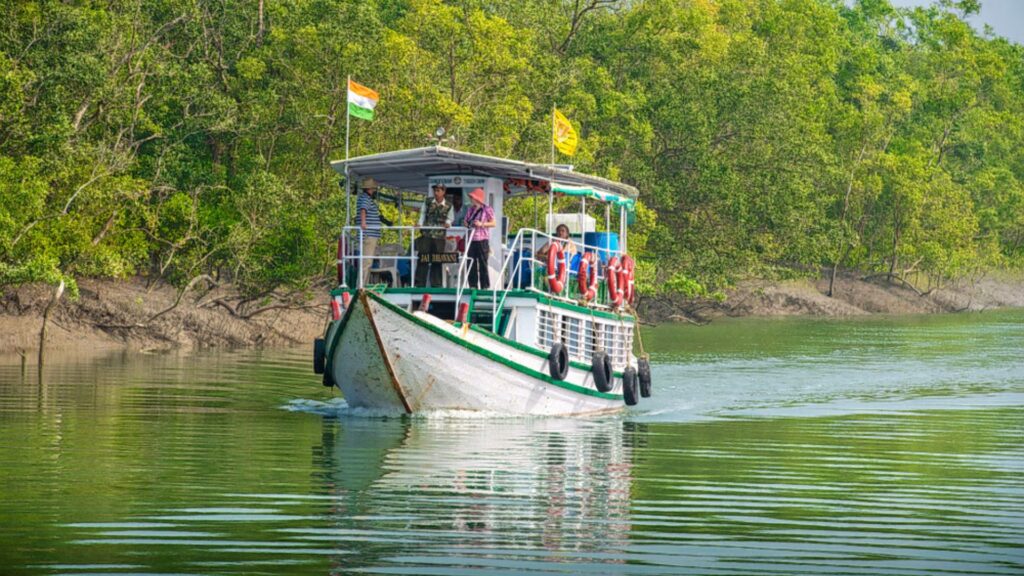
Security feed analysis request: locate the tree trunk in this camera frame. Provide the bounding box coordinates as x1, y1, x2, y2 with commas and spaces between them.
827, 244, 852, 298
888, 229, 900, 282
257, 0, 265, 43
37, 280, 66, 374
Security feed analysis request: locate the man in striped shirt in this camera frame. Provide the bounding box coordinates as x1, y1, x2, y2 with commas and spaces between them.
357, 177, 383, 285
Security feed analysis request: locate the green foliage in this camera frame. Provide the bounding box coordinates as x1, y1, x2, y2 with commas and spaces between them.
1, 0, 1022, 299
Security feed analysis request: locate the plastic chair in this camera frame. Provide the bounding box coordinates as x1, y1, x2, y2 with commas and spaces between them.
368, 243, 404, 287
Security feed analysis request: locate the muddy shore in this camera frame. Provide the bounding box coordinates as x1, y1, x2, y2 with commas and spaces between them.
0, 278, 325, 356
642, 270, 1024, 324
2, 272, 1022, 355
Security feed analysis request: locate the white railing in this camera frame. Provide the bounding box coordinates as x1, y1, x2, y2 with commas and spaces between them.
337, 225, 627, 331
490, 228, 626, 331
339, 225, 472, 290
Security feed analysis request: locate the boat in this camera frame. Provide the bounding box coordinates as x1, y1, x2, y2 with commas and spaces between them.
312, 146, 652, 416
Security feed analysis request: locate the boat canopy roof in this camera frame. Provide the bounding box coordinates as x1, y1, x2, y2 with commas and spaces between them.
331, 146, 638, 209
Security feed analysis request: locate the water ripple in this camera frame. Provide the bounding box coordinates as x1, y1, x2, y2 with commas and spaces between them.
2, 312, 1022, 574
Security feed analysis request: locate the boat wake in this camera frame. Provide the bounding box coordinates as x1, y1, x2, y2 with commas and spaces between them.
282, 398, 591, 420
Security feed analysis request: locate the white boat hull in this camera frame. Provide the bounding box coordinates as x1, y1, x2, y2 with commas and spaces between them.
324, 291, 624, 416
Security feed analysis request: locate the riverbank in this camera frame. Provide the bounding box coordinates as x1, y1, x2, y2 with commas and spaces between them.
0, 277, 325, 356
641, 270, 1024, 324
2, 272, 1022, 354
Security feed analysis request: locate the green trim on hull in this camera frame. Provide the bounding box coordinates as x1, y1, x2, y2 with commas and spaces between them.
465, 323, 626, 379
529, 292, 634, 322
323, 297, 357, 380
332, 286, 460, 296
329, 287, 634, 322
363, 290, 622, 401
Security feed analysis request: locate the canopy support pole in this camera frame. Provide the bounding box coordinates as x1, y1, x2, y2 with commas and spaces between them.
620, 206, 627, 254
548, 187, 554, 233
344, 170, 351, 227
534, 193, 539, 230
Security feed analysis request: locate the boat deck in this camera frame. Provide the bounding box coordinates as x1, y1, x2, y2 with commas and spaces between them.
329, 286, 636, 371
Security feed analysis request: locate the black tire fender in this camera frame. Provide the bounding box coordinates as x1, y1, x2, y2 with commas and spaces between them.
548, 343, 569, 380
622, 367, 639, 406
638, 357, 652, 398
317, 338, 336, 387
322, 370, 336, 388
313, 338, 326, 375
592, 351, 613, 393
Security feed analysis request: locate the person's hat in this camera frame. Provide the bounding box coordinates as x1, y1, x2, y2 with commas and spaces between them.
469, 187, 485, 204
431, 182, 446, 190
360, 177, 379, 190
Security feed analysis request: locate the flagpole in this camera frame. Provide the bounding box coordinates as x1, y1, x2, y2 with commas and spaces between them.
345, 75, 351, 163
344, 76, 352, 229
550, 104, 556, 166
549, 105, 555, 229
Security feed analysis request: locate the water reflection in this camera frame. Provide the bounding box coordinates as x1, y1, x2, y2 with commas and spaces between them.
310, 417, 637, 572
43, 416, 641, 575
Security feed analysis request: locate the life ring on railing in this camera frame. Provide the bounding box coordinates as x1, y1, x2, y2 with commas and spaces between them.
547, 242, 567, 294
577, 253, 598, 302
620, 255, 636, 305
606, 256, 622, 307
336, 236, 345, 285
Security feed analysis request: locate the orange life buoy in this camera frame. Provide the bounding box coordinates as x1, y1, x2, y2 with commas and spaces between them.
620, 255, 636, 305
577, 253, 598, 302
547, 242, 567, 294
607, 256, 622, 307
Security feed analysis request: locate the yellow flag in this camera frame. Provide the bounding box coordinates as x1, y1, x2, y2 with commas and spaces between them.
553, 108, 578, 156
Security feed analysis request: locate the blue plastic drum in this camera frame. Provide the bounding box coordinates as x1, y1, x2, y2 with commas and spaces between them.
582, 232, 619, 263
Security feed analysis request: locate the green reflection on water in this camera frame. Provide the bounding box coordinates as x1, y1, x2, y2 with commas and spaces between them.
0, 311, 1021, 575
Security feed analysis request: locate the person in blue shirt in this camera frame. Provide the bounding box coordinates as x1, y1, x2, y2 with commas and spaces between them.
357, 177, 383, 285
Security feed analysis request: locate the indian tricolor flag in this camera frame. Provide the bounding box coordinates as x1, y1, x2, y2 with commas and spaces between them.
347, 79, 379, 121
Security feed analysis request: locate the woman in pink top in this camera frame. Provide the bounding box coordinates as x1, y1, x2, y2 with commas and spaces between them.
464, 187, 496, 289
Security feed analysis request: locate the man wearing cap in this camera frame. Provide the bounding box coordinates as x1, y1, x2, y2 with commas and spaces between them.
357, 177, 383, 285
464, 187, 496, 289
415, 182, 454, 287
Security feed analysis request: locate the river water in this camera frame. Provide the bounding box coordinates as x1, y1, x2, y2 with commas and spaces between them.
1, 311, 1022, 575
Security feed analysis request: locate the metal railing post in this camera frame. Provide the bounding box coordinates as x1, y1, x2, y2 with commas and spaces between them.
358, 230, 364, 289
410, 230, 417, 288
454, 227, 474, 310
491, 228, 525, 332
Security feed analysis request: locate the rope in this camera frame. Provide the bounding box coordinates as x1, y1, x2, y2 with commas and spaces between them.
626, 301, 649, 362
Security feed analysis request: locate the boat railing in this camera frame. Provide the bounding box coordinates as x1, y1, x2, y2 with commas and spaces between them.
491, 228, 626, 332
338, 225, 473, 290
490, 228, 527, 331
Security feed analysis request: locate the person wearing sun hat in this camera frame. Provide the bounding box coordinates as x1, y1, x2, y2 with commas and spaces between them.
357, 177, 383, 285
463, 187, 495, 289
